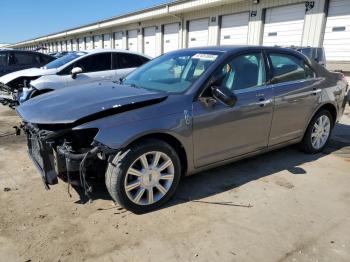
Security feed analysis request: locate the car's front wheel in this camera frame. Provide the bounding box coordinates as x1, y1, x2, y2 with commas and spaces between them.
300, 110, 334, 153
105, 139, 181, 213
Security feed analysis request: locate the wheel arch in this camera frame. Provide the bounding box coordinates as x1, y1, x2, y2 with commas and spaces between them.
312, 103, 338, 126
302, 102, 337, 140
124, 132, 188, 176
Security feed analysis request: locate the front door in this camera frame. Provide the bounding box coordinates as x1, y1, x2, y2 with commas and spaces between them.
192, 52, 274, 168
65, 52, 115, 87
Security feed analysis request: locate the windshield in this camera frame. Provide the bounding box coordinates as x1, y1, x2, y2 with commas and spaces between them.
123, 50, 221, 93
44, 52, 87, 69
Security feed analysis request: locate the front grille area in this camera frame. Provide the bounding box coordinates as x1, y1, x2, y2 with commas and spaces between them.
28, 135, 44, 170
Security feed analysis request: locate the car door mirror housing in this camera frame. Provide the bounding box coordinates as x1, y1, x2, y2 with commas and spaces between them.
71, 67, 83, 79
211, 86, 237, 107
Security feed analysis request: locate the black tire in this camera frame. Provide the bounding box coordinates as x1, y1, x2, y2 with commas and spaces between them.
105, 139, 181, 214
300, 110, 334, 154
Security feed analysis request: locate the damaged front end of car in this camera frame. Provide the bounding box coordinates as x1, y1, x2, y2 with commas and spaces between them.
0, 82, 18, 108
0, 76, 40, 108
22, 122, 117, 197
16, 80, 169, 202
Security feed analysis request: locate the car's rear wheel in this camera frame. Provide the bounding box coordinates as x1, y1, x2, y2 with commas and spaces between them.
105, 139, 181, 213
300, 110, 333, 153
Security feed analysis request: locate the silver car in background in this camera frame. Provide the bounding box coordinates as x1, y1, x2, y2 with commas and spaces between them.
0, 49, 150, 105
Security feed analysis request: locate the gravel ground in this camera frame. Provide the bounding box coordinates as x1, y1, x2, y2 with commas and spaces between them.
0, 103, 349, 262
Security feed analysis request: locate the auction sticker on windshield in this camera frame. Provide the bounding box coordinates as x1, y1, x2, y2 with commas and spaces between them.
192, 53, 218, 61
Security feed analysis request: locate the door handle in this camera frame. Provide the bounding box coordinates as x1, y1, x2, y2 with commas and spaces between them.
256, 98, 272, 107
312, 88, 322, 95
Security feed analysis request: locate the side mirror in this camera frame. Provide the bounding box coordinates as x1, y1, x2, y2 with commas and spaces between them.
71, 67, 83, 79
211, 86, 237, 107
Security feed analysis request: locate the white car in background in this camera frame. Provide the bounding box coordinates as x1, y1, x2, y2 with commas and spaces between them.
0, 49, 150, 105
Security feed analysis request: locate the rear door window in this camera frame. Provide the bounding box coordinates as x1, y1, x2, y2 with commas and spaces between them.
74, 53, 112, 73
114, 53, 149, 69
0, 52, 8, 66
268, 53, 314, 84
13, 52, 35, 65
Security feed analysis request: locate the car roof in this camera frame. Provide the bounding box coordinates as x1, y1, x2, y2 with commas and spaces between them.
179, 45, 305, 55
177, 45, 309, 62
83, 48, 151, 58
0, 49, 50, 55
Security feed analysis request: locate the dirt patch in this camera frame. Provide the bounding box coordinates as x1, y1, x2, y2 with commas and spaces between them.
275, 178, 295, 189
0, 105, 350, 261
0, 108, 17, 117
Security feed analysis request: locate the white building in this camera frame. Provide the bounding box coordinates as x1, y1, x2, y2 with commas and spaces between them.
0, 43, 11, 48
7, 0, 350, 71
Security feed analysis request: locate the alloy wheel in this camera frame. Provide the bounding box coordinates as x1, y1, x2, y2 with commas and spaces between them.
124, 151, 175, 205
311, 115, 331, 150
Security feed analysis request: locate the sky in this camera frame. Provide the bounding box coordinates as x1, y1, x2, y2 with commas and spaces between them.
0, 0, 172, 44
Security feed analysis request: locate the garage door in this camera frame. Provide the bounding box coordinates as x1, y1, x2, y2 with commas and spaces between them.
220, 13, 249, 45
127, 30, 138, 52
263, 4, 305, 46
73, 40, 78, 51
103, 34, 111, 49
94, 35, 102, 49
85, 36, 93, 50
67, 40, 72, 51
188, 18, 209, 47
163, 23, 179, 53
144, 27, 157, 57
78, 38, 85, 50
323, 0, 350, 61
62, 41, 67, 51
114, 32, 123, 49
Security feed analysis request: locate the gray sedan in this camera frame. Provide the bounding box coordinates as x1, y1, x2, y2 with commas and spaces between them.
17, 46, 349, 213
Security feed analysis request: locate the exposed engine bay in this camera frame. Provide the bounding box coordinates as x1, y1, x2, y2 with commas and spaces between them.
22, 122, 118, 199
0, 76, 40, 107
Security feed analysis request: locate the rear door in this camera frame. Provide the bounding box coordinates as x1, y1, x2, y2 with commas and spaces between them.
192, 51, 274, 167
266, 51, 320, 145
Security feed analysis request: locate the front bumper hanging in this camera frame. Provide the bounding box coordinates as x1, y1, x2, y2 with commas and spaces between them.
22, 123, 115, 198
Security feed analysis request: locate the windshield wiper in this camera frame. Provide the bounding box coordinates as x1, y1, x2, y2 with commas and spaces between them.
115, 78, 139, 89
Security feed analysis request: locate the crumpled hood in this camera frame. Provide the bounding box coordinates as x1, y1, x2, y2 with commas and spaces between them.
16, 81, 167, 125
0, 67, 57, 84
